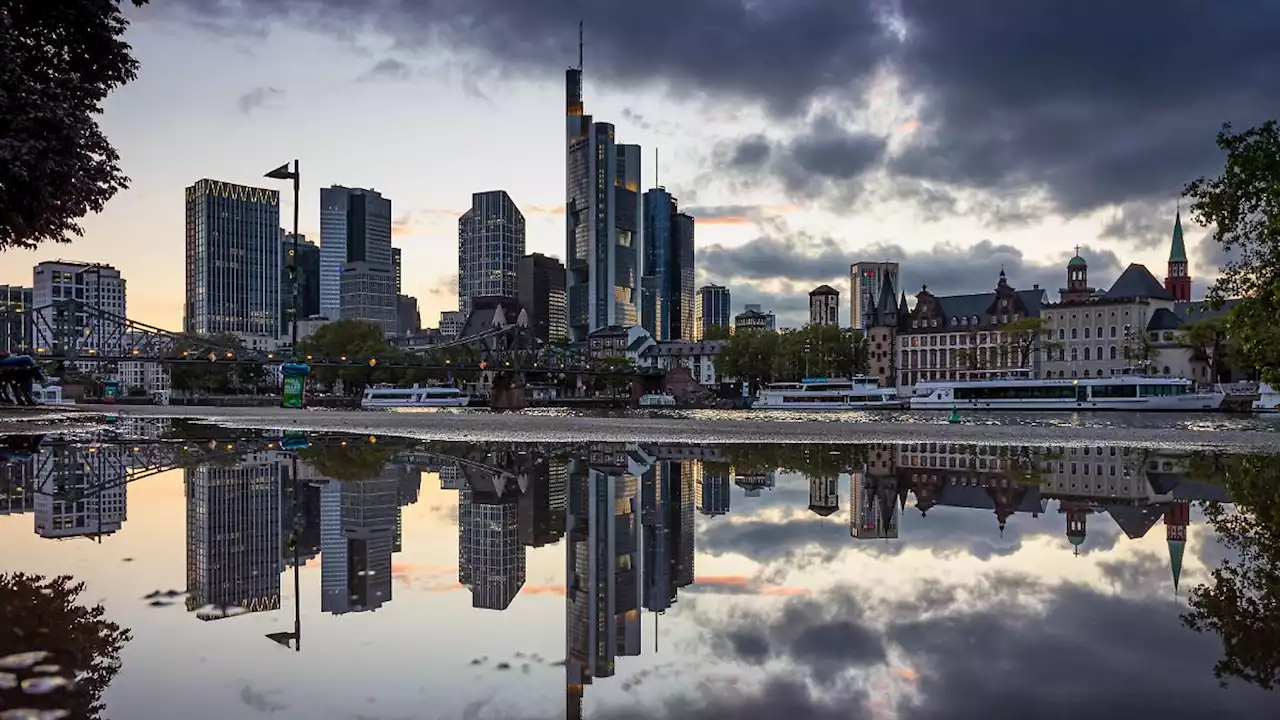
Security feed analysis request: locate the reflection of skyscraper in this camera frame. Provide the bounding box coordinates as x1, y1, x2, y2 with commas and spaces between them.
282, 460, 323, 565
319, 470, 399, 614
808, 476, 840, 517
518, 455, 568, 548
33, 445, 127, 539
695, 464, 730, 516
643, 459, 696, 613
459, 481, 526, 610
185, 453, 283, 620
565, 446, 644, 712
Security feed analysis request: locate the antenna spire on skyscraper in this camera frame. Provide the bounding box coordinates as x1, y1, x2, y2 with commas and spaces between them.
578, 20, 584, 71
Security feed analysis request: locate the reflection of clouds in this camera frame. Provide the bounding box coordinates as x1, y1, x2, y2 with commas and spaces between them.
686, 575, 810, 597
676, 573, 1276, 719
389, 561, 460, 592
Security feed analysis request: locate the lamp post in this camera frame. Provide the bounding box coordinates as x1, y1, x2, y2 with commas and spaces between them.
265, 160, 301, 353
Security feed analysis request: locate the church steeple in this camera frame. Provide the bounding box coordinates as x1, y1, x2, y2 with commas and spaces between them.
1060, 246, 1093, 305
1165, 208, 1192, 302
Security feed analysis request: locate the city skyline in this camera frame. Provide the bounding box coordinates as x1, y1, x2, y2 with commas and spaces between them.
0, 4, 1256, 331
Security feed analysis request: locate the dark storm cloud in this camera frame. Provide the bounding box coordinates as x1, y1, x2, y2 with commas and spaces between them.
712, 119, 889, 204
357, 57, 412, 82
163, 0, 894, 116
686, 574, 1275, 720
701, 234, 848, 285
887, 1, 1280, 215
1100, 201, 1179, 250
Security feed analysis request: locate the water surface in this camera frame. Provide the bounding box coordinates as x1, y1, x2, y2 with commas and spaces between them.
2, 419, 1278, 719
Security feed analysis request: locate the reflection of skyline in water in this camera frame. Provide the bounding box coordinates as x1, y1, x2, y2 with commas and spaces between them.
1, 426, 1275, 717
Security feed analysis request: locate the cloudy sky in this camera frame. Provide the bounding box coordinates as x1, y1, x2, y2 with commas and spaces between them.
4, 0, 1277, 329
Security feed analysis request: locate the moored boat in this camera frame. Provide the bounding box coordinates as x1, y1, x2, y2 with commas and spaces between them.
360, 384, 470, 408
909, 370, 1224, 412
753, 377, 904, 410
1253, 383, 1280, 413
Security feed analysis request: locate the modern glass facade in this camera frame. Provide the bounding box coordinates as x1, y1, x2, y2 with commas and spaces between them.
0, 285, 33, 354
320, 186, 394, 328
565, 69, 643, 341
280, 232, 320, 334
694, 284, 731, 340
642, 188, 695, 340
184, 179, 281, 337
458, 191, 525, 317
517, 252, 567, 343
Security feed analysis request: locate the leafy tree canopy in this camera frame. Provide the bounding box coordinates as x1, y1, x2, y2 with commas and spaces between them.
0, 1, 149, 250
1184, 120, 1280, 384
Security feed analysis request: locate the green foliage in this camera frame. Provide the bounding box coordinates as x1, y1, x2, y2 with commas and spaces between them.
1002, 316, 1055, 368
0, 573, 131, 719
0, 1, 149, 250
1184, 120, 1280, 385
299, 440, 406, 481
702, 324, 732, 341
715, 325, 868, 388
297, 319, 404, 395
169, 333, 268, 394
718, 444, 870, 477
1179, 317, 1229, 382
1182, 454, 1280, 690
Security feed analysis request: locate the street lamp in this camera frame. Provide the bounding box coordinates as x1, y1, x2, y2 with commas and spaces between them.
265, 160, 301, 356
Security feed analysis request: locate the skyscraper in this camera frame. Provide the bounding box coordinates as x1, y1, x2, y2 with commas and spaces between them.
184, 179, 281, 338
518, 253, 567, 343
565, 39, 643, 340
693, 284, 730, 340
280, 232, 320, 334
642, 188, 695, 340
392, 247, 403, 294
849, 261, 899, 330
320, 186, 395, 333
458, 191, 525, 317
0, 285, 32, 353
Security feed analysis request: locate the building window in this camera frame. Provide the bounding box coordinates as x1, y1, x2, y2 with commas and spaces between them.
1058, 328, 1065, 340
1071, 328, 1078, 339
1084, 327, 1091, 339
1110, 326, 1117, 338
1083, 347, 1090, 360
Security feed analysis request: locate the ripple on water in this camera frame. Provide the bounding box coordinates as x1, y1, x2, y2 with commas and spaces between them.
0, 652, 51, 671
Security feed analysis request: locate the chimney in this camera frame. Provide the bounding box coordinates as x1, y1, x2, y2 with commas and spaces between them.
1033, 284, 1040, 289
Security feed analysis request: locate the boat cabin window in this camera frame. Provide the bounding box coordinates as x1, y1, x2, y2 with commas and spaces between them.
954, 385, 1077, 401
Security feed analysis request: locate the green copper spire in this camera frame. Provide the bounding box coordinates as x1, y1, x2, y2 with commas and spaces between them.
1168, 538, 1186, 593
1170, 209, 1188, 263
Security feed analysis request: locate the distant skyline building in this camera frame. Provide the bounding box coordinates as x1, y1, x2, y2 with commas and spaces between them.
439, 310, 465, 339
281, 232, 321, 334
0, 285, 32, 353
459, 191, 525, 317
566, 49, 643, 341
642, 187, 695, 340
319, 186, 395, 333
184, 179, 280, 338
733, 304, 775, 334
517, 252, 567, 343
34, 261, 127, 358
395, 295, 420, 336
693, 284, 731, 340
809, 284, 840, 326
850, 261, 899, 330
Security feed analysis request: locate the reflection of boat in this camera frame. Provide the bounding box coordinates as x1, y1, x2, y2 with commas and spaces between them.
32, 384, 73, 406
910, 372, 1225, 411
639, 392, 677, 407
1254, 383, 1280, 413
753, 377, 903, 410
360, 384, 469, 408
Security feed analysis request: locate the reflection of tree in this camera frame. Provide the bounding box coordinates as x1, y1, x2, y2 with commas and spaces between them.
300, 441, 406, 481
718, 444, 869, 477
0, 573, 131, 719
1181, 455, 1280, 690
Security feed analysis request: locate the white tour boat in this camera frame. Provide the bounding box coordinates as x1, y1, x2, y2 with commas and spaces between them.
1254, 383, 1280, 413
909, 370, 1225, 412
639, 392, 677, 407
753, 377, 904, 410
360, 384, 470, 409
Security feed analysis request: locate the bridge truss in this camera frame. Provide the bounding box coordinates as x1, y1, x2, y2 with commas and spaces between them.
2, 299, 649, 376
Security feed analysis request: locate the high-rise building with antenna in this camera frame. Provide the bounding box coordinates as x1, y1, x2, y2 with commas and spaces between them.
565, 22, 643, 340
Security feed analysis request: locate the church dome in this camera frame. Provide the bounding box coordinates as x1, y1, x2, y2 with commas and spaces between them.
1068, 254, 1087, 268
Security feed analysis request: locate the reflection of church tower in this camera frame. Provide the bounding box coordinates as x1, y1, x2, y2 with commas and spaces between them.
912, 474, 943, 516
850, 471, 899, 539
808, 476, 839, 517
1060, 499, 1091, 555
985, 477, 1030, 534
1164, 500, 1190, 593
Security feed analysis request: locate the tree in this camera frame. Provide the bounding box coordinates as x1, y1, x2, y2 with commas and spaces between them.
0, 573, 131, 719
702, 324, 732, 341
297, 319, 402, 394
1182, 454, 1280, 690
1180, 317, 1229, 383
1, 1, 149, 250
1123, 328, 1156, 369
1184, 121, 1280, 385
169, 333, 265, 395
1001, 317, 1056, 369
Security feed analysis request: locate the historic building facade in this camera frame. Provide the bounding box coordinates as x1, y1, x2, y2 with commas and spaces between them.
896, 270, 1047, 389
